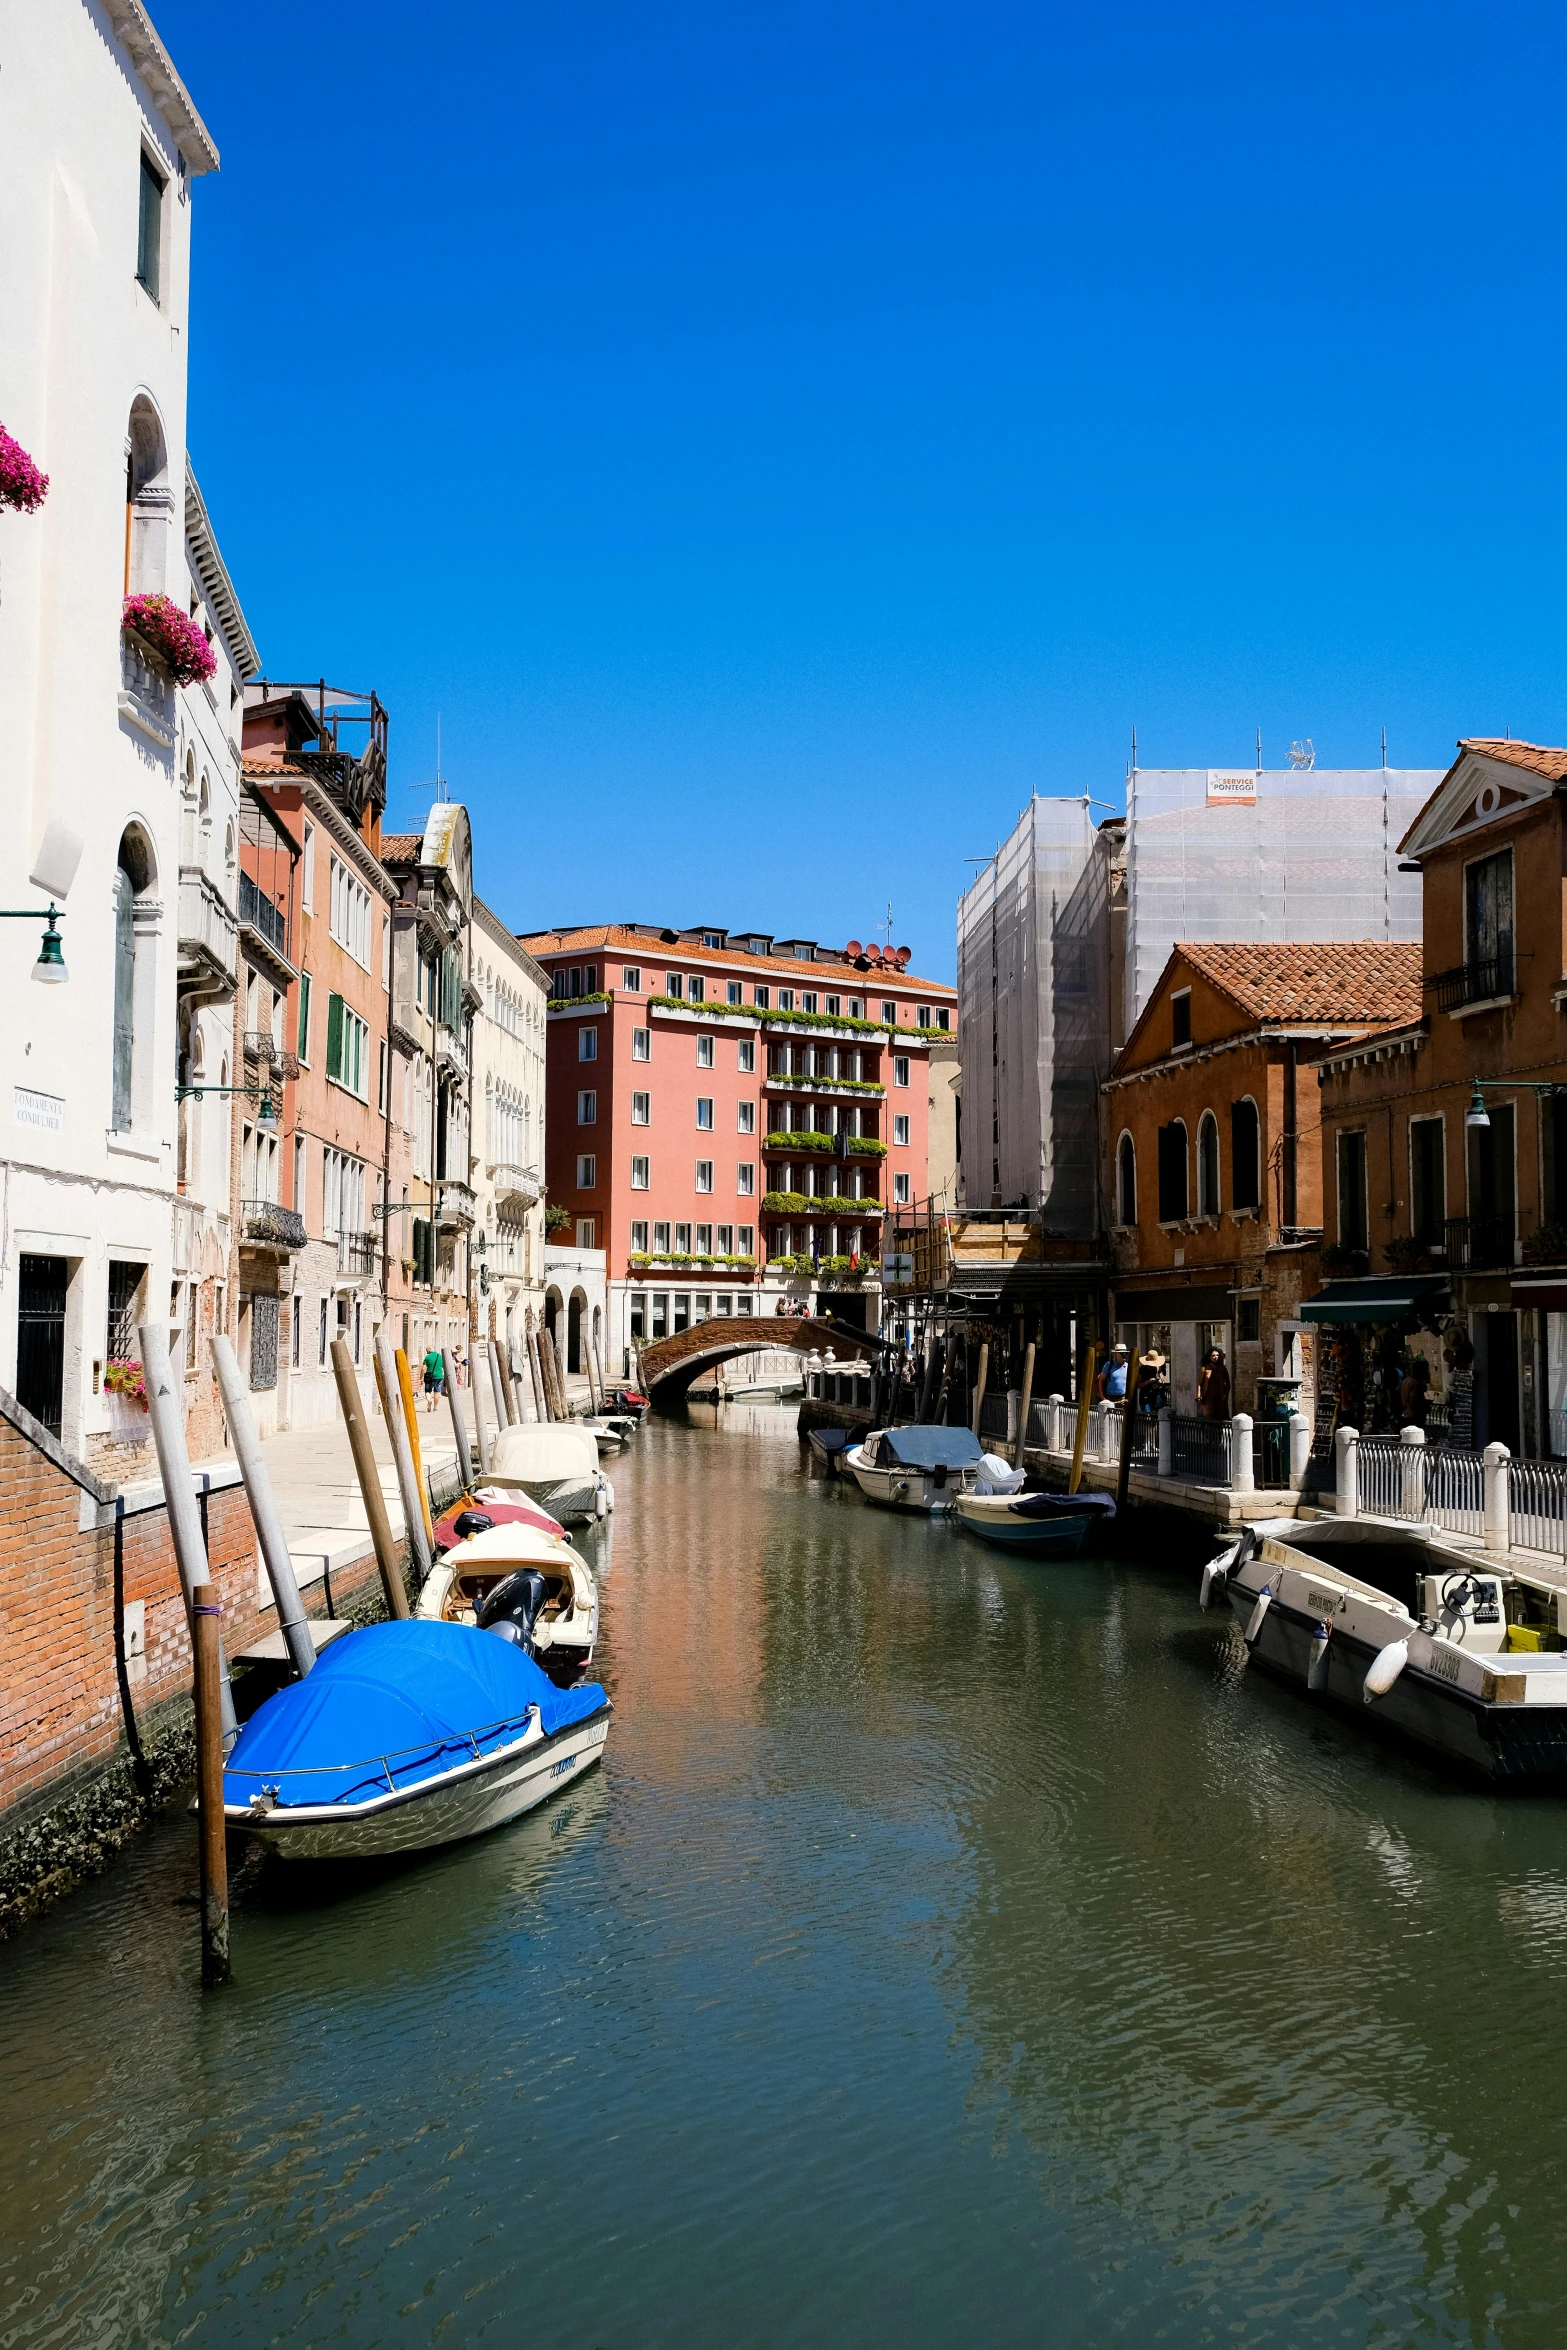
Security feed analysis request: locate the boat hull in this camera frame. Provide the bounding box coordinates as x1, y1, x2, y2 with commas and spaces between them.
229, 1708, 613, 1859
955, 1501, 1092, 1556
846, 1456, 969, 1513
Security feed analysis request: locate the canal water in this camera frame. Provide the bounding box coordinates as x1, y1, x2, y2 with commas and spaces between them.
5, 1406, 1567, 2347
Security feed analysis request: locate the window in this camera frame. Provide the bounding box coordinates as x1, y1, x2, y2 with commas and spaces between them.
696, 1034, 714, 1069
1411, 1117, 1446, 1248
378, 1040, 389, 1113
329, 858, 373, 967
717, 1224, 734, 1253
631, 1156, 650, 1189
578, 1089, 597, 1124
292, 971, 311, 1064
577, 1153, 596, 1188
695, 1161, 714, 1192
936, 1007, 950, 1029
702, 932, 723, 949
1338, 1130, 1368, 1250
318, 1295, 329, 1368
849, 998, 864, 1018
623, 966, 642, 990
1157, 1121, 1189, 1221
893, 1171, 911, 1204
325, 994, 370, 1098
738, 1039, 755, 1073
825, 995, 840, 1016
1231, 1099, 1260, 1211
631, 1222, 649, 1252
917, 1004, 931, 1027
754, 986, 770, 1009
802, 994, 817, 1013
738, 1224, 754, 1256
650, 1293, 668, 1339
779, 990, 795, 1013
696, 1097, 714, 1129
881, 999, 896, 1023
630, 1291, 648, 1338
666, 972, 684, 1000
695, 1223, 713, 1253
893, 1114, 910, 1147
632, 1091, 650, 1124
727, 981, 742, 1006
737, 1162, 755, 1195
1171, 990, 1192, 1050
301, 823, 315, 912
1197, 1112, 1220, 1216
1116, 1133, 1137, 1224
579, 1027, 598, 1062
653, 1221, 671, 1252
675, 1224, 692, 1253
688, 976, 705, 1002
136, 151, 164, 301
893, 1057, 910, 1088
633, 1027, 650, 1061
738, 1101, 755, 1134
1238, 1295, 1261, 1344
1465, 848, 1515, 994
576, 1217, 596, 1248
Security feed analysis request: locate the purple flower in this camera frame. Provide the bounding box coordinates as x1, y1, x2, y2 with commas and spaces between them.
122, 592, 218, 687
0, 425, 48, 514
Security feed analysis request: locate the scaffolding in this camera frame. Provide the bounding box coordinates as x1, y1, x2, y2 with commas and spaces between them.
1124, 766, 1439, 1032
956, 798, 1110, 1228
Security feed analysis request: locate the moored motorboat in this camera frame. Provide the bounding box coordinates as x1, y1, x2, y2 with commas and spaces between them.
807, 1426, 855, 1476
433, 1492, 571, 1551
416, 1519, 599, 1682
487, 1422, 613, 1524
955, 1488, 1118, 1555
844, 1425, 988, 1513
223, 1620, 611, 1859
1203, 1516, 1567, 1785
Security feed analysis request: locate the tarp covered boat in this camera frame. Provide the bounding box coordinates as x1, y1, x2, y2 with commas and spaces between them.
955, 1488, 1117, 1556
223, 1620, 611, 1857
845, 1425, 987, 1512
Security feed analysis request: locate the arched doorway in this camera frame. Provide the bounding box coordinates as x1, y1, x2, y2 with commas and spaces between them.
568, 1287, 586, 1375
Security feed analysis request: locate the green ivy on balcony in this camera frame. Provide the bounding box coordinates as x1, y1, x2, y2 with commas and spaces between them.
627, 1252, 758, 1272
845, 1136, 888, 1156
649, 995, 950, 1043
762, 1191, 886, 1217
763, 1130, 835, 1152
547, 991, 614, 1010
764, 1072, 886, 1097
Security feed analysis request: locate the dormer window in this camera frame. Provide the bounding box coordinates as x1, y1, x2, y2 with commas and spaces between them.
1171, 990, 1192, 1050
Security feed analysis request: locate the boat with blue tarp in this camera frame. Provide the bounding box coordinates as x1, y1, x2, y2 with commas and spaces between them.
844, 1425, 990, 1513
954, 1487, 1117, 1556
222, 1620, 611, 1858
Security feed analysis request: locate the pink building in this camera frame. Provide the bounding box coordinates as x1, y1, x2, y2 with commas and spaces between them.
517, 922, 956, 1375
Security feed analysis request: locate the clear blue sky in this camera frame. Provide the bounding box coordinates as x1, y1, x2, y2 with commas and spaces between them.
156, 0, 1566, 983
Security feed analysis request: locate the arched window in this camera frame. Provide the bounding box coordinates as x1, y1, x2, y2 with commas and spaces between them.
112, 826, 155, 1131
1198, 1112, 1220, 1216
125, 397, 171, 593
1231, 1097, 1260, 1211
1157, 1119, 1188, 1222
1116, 1132, 1136, 1225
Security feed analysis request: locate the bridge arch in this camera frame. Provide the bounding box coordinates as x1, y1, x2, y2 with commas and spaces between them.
637, 1314, 880, 1399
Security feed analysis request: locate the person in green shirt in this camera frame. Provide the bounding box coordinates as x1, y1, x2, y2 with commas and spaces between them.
423, 1345, 444, 1407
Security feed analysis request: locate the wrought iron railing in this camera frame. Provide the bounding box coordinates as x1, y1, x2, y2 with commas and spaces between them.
238, 872, 288, 957
1509, 1457, 1567, 1556
1252, 1420, 1291, 1490
1170, 1413, 1230, 1483
338, 1230, 379, 1278
241, 1199, 306, 1250
1431, 953, 1513, 1012
1443, 1212, 1516, 1270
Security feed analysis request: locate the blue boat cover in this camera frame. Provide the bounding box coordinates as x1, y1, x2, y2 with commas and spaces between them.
881, 1425, 985, 1468
224, 1620, 607, 1811
1012, 1490, 1117, 1520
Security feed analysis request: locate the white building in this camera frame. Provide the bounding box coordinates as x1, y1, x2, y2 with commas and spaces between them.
470, 898, 548, 1389
0, 1, 254, 1465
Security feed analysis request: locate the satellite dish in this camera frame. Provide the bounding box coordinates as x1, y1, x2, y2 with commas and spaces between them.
1288, 740, 1315, 770
844, 939, 862, 960
895, 945, 912, 968
866, 944, 883, 966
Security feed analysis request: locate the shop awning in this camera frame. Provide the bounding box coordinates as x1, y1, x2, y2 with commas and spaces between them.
1299, 1275, 1452, 1326
1511, 1275, 1567, 1311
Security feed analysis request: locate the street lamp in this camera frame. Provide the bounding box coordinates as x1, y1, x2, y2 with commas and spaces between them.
1466, 1078, 1561, 1133
0, 902, 68, 984
1465, 1083, 1490, 1132
176, 1083, 277, 1123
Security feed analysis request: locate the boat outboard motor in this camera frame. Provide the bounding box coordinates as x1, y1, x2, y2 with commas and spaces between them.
476, 1567, 549, 1653
452, 1510, 496, 1542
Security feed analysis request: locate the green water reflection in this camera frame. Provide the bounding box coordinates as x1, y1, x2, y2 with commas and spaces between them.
2, 1405, 1563, 2347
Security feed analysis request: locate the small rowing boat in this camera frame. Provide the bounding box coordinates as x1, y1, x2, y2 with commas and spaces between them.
486, 1422, 613, 1525
955, 1488, 1118, 1555
223, 1619, 611, 1859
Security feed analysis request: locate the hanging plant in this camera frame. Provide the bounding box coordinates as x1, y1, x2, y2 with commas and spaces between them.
122, 591, 217, 686
0, 424, 48, 514
103, 1359, 149, 1408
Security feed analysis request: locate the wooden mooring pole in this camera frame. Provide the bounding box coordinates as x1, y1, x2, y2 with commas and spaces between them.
1012, 1341, 1037, 1470
1116, 1349, 1143, 1510
1069, 1343, 1101, 1495
442, 1347, 474, 1490
333, 1339, 410, 1618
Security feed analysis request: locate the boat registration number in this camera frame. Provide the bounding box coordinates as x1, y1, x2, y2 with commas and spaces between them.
551, 1754, 578, 1779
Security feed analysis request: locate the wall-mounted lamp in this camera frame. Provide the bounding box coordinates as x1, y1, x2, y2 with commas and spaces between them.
0, 902, 68, 985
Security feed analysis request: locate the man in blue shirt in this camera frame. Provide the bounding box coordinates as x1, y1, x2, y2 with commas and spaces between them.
1097, 1342, 1130, 1403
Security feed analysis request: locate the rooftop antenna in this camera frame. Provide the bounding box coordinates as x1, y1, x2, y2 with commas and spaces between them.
408, 712, 449, 807
1381, 725, 1388, 771
1256, 726, 1263, 773
884, 902, 894, 952
1288, 739, 1315, 770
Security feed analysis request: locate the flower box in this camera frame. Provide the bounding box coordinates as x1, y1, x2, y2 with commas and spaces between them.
122, 593, 217, 687
0, 425, 48, 514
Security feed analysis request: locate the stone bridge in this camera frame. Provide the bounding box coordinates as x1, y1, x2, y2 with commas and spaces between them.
637, 1314, 880, 1398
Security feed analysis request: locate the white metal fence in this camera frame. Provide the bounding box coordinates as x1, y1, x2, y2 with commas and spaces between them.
1508, 1457, 1567, 1556
1356, 1436, 1485, 1535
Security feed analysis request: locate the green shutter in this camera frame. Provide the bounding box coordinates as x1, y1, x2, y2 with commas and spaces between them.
296, 973, 311, 1062
326, 991, 344, 1082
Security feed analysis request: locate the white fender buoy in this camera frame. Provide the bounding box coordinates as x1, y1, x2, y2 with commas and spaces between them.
595, 1483, 608, 1519
1307, 1620, 1331, 1689
1363, 1638, 1409, 1702
1243, 1584, 1273, 1645
1200, 1559, 1230, 1611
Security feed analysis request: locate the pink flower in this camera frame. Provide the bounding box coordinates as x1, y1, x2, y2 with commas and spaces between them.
122, 592, 218, 687
0, 425, 48, 514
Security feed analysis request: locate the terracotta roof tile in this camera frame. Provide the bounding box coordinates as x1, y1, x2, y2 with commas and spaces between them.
378, 832, 424, 860
517, 920, 955, 997
1458, 738, 1567, 783
1174, 940, 1423, 1027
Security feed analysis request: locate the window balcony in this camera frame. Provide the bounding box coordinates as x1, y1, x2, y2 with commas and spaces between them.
119, 631, 175, 748
177, 868, 237, 996
337, 1229, 380, 1278
761, 1191, 886, 1218
436, 1179, 477, 1231
491, 1162, 542, 1207
1431, 954, 1515, 1013
1444, 1210, 1516, 1269
763, 1072, 885, 1100
241, 1199, 307, 1253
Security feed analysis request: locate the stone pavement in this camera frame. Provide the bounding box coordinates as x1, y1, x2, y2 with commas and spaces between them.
255, 1397, 463, 1601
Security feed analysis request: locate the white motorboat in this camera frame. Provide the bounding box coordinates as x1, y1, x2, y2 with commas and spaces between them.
417, 1520, 599, 1682
487, 1422, 613, 1524
1203, 1515, 1567, 1785
844, 1425, 990, 1513
223, 1620, 611, 1860
955, 1488, 1117, 1556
